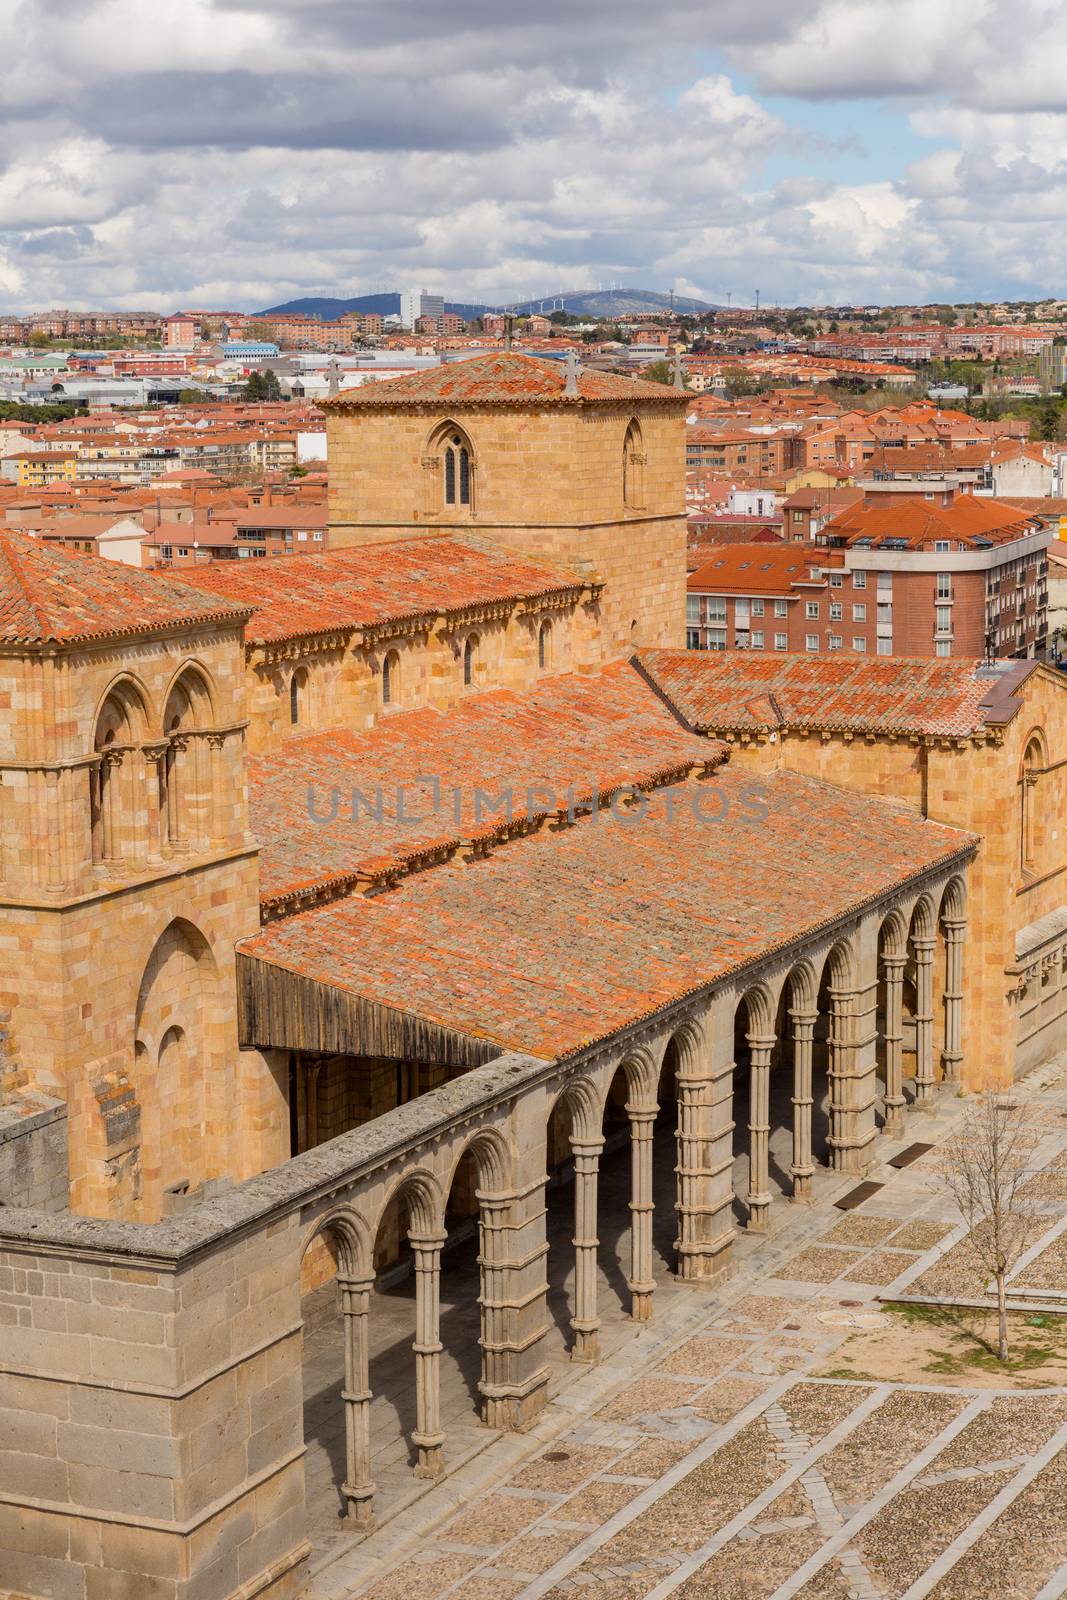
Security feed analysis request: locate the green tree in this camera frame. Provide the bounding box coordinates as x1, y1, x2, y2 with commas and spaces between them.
242, 369, 284, 402
1036, 400, 1063, 441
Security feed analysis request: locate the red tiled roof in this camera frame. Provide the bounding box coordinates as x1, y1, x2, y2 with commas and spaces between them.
249, 663, 720, 906
637, 649, 1023, 737
241, 768, 974, 1059
825, 494, 1044, 550
180, 535, 587, 644
321, 351, 688, 409
0, 530, 249, 645
688, 543, 818, 594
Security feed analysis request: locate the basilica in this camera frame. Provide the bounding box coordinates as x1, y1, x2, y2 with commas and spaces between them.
2, 352, 1066, 1600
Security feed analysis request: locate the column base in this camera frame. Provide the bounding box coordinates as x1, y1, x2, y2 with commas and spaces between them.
341, 1489, 375, 1529
629, 1283, 655, 1321
883, 1101, 906, 1138
675, 1236, 733, 1282
790, 1168, 814, 1202
570, 1325, 600, 1362
480, 1367, 551, 1430
412, 1434, 445, 1478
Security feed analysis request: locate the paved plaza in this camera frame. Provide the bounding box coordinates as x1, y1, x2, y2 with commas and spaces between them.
303, 1062, 1067, 1600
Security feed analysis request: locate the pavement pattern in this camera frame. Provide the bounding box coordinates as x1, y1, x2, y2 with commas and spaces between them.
306, 1061, 1067, 1600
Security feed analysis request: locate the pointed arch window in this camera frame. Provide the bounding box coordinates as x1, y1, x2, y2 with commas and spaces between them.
1021, 732, 1046, 873
538, 618, 551, 670
439, 427, 473, 508
463, 632, 478, 687
623, 418, 644, 510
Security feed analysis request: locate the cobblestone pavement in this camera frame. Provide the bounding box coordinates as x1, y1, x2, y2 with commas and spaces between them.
307, 1061, 1067, 1600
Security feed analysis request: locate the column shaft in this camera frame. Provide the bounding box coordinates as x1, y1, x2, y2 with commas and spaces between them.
476, 1178, 551, 1430
338, 1275, 375, 1525
570, 1135, 603, 1361
912, 937, 937, 1106
941, 920, 966, 1085
410, 1234, 445, 1477
882, 954, 907, 1136
627, 1104, 657, 1320
790, 1011, 817, 1200
746, 1036, 775, 1232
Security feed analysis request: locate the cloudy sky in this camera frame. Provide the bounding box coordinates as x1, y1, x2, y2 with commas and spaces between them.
1, 0, 1064, 312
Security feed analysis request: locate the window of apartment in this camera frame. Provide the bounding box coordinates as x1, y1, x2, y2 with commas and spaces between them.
935, 639, 951, 657
708, 628, 726, 651
792, 510, 804, 522
936, 573, 952, 601
877, 603, 893, 624
806, 633, 819, 652
877, 638, 892, 656
686, 596, 700, 623
828, 634, 843, 650
936, 606, 952, 633
877, 571, 893, 592
830, 573, 843, 587
686, 629, 701, 649
934, 540, 950, 553
806, 600, 819, 619
751, 631, 764, 649
852, 636, 867, 652
830, 601, 842, 620
774, 599, 788, 617
853, 570, 866, 589
852, 603, 866, 622
707, 597, 726, 623
735, 598, 750, 623
775, 632, 788, 651
751, 598, 764, 616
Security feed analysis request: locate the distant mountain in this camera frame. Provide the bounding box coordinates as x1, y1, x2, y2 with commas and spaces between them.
506, 288, 720, 318
254, 287, 720, 322
254, 293, 493, 322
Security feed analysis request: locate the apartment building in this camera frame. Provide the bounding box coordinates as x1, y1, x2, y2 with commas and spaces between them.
687, 497, 1051, 661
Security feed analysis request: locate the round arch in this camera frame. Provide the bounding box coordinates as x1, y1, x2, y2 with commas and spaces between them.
160, 660, 216, 735
371, 1167, 444, 1248
444, 1125, 512, 1199
92, 672, 152, 743
300, 1205, 372, 1281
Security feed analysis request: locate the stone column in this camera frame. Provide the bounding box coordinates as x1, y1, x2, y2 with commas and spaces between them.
626, 1101, 657, 1320
569, 1133, 603, 1361
789, 1009, 817, 1200
410, 1233, 445, 1478
100, 749, 123, 863
337, 1273, 375, 1526
142, 745, 166, 864
746, 1033, 776, 1232
882, 953, 907, 1136
827, 965, 879, 1172
165, 735, 186, 849
912, 936, 937, 1106
941, 918, 966, 1086
206, 730, 227, 846
675, 1026, 734, 1279
477, 1177, 551, 1429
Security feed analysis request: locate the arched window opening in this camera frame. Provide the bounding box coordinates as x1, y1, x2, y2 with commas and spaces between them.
538, 619, 551, 670
382, 649, 400, 707
89, 680, 146, 867
463, 632, 478, 687
623, 419, 644, 510
439, 425, 474, 509
1021, 734, 1045, 873
289, 667, 307, 727
160, 666, 215, 852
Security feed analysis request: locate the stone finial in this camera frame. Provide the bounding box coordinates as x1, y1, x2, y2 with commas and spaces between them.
564, 349, 580, 398
327, 358, 341, 398
672, 349, 685, 391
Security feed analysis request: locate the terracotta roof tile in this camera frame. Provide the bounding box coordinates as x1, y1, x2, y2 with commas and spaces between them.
249, 664, 719, 906
0, 529, 249, 645
322, 351, 688, 409
180, 536, 587, 644
241, 768, 975, 1059
637, 649, 1019, 738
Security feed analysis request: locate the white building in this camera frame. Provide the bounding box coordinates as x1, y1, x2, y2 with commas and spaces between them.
400, 290, 445, 329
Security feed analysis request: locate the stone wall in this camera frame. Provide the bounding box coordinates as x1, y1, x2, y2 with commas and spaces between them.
0, 1096, 68, 1212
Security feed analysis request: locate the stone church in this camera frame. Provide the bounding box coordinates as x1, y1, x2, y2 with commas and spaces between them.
0, 352, 1065, 1599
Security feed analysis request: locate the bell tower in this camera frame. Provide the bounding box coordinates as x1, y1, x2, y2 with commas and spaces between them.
324, 351, 688, 653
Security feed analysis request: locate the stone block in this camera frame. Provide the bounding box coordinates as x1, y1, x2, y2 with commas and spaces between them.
0, 1447, 70, 1502
57, 1421, 182, 1477
0, 1544, 86, 1600
0, 1407, 57, 1457
68, 1460, 174, 1522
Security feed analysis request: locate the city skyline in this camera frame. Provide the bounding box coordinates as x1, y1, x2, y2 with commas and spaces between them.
1, 0, 1065, 314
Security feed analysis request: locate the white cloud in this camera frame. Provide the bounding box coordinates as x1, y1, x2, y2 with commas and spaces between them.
0, 0, 1064, 310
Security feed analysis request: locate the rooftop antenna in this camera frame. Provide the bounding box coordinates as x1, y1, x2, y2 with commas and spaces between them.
563, 348, 580, 397
755, 289, 760, 317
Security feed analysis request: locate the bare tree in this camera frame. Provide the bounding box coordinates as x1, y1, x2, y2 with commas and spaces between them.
940, 1093, 1040, 1361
